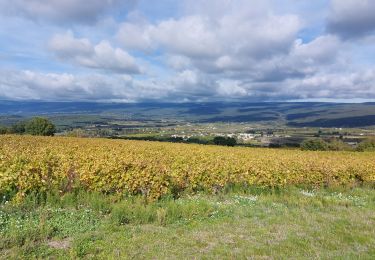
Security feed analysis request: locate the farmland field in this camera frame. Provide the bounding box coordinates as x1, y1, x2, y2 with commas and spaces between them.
0, 135, 375, 258
1, 135, 374, 201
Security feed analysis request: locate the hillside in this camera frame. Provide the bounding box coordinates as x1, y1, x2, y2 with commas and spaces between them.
1, 101, 375, 127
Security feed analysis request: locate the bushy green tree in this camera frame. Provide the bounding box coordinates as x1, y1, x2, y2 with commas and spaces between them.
300, 139, 329, 151
25, 117, 56, 136
357, 138, 375, 152
11, 121, 27, 134
327, 139, 353, 151
213, 136, 237, 146
0, 126, 9, 134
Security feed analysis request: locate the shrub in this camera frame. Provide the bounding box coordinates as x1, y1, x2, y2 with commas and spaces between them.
357, 138, 375, 152
213, 136, 237, 146
11, 121, 27, 134
300, 139, 329, 151
0, 126, 9, 134
327, 139, 353, 151
25, 117, 56, 136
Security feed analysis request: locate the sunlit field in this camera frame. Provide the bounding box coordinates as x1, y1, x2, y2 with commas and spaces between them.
1, 135, 374, 202
0, 135, 374, 258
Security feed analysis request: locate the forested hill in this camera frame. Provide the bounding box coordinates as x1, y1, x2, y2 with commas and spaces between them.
1, 101, 375, 127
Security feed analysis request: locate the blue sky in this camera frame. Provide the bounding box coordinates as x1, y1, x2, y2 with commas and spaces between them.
0, 0, 375, 102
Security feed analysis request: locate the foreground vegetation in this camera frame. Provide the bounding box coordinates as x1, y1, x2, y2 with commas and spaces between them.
1, 135, 374, 202
1, 187, 374, 258
1, 135, 374, 258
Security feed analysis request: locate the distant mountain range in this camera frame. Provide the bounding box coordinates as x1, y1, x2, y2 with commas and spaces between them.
1, 101, 375, 128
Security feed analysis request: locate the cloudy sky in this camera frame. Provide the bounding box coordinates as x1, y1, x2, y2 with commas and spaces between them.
0, 0, 375, 102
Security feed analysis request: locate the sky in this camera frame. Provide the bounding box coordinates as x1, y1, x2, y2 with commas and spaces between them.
0, 0, 375, 103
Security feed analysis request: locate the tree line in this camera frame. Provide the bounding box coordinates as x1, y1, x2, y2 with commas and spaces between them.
110, 135, 237, 147
300, 138, 375, 152
0, 117, 56, 136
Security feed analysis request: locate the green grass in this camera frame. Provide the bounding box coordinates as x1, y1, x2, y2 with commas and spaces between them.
1, 187, 374, 259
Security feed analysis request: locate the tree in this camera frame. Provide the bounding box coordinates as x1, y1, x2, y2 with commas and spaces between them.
300, 139, 328, 151
11, 121, 27, 134
357, 138, 375, 152
0, 126, 9, 134
213, 136, 237, 146
25, 117, 56, 136
327, 139, 352, 151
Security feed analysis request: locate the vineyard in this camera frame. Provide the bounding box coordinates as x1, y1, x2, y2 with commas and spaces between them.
1, 135, 374, 201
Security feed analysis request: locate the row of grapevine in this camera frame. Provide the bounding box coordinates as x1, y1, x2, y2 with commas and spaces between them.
1, 135, 374, 201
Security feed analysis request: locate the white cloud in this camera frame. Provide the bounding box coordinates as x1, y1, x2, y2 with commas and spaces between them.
251, 34, 342, 81
173, 70, 199, 87
48, 31, 93, 57
117, 7, 301, 60
293, 35, 340, 64
1, 0, 375, 102
49, 32, 140, 74
2, 66, 375, 102
0, 70, 163, 101
166, 55, 192, 70
152, 16, 221, 58
276, 69, 375, 100
52, 1, 372, 102
116, 2, 303, 91
116, 22, 154, 52
217, 80, 247, 97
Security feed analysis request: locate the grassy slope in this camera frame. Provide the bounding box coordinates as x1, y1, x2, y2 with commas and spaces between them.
1, 187, 374, 259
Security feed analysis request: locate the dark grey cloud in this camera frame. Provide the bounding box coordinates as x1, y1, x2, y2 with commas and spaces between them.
327, 0, 375, 39
0, 0, 138, 24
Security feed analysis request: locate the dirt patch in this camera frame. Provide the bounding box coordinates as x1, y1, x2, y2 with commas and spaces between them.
47, 238, 72, 249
